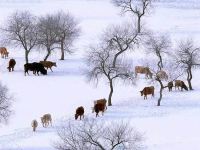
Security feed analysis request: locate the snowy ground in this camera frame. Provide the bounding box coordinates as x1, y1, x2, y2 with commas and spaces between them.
0, 0, 200, 149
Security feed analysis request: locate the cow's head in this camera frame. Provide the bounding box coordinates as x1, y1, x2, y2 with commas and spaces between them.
140, 91, 143, 96
53, 62, 57, 67
7, 67, 11, 72
41, 69, 47, 75
75, 114, 78, 120
148, 71, 153, 79
182, 82, 188, 91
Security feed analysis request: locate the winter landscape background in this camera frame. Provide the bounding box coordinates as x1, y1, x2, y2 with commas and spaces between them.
0, 0, 200, 149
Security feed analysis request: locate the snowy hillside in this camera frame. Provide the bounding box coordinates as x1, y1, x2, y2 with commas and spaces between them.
0, 0, 200, 150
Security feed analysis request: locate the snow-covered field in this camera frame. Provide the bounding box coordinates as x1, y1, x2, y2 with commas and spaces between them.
0, 0, 200, 149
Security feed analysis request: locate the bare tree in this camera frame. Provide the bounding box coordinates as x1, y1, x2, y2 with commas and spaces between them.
1, 11, 37, 63
86, 24, 141, 106
0, 83, 13, 124
147, 60, 183, 106
54, 118, 144, 150
55, 11, 80, 60
155, 69, 182, 106
143, 34, 173, 106
145, 34, 171, 71
37, 14, 59, 61
175, 39, 200, 90
86, 45, 133, 106
112, 0, 154, 33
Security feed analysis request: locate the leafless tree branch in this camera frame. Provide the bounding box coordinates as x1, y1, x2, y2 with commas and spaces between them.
54, 118, 144, 150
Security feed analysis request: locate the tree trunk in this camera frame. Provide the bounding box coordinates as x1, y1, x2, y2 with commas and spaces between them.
60, 40, 65, 60
187, 68, 193, 90
157, 78, 163, 106
157, 53, 163, 71
157, 87, 163, 106
108, 80, 114, 106
137, 16, 141, 33
44, 48, 51, 61
157, 61, 162, 71
25, 50, 29, 64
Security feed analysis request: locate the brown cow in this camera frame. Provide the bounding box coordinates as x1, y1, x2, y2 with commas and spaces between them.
175, 80, 188, 91
156, 70, 168, 81
75, 106, 84, 120
39, 61, 57, 72
135, 66, 152, 79
168, 81, 173, 92
31, 120, 38, 132
41, 114, 52, 128
140, 86, 155, 100
7, 59, 16, 72
92, 98, 107, 113
93, 103, 106, 117
0, 47, 9, 58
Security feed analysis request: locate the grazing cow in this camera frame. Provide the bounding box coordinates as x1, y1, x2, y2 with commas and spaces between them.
140, 86, 155, 100
156, 70, 168, 81
24, 62, 47, 76
93, 103, 106, 117
7, 59, 16, 72
75, 106, 84, 120
92, 98, 107, 113
0, 47, 9, 58
175, 80, 188, 91
41, 114, 52, 128
24, 63, 35, 75
31, 120, 38, 132
39, 61, 57, 72
135, 66, 152, 79
168, 81, 173, 92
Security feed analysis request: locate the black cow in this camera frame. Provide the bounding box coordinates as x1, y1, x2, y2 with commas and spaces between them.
24, 62, 47, 76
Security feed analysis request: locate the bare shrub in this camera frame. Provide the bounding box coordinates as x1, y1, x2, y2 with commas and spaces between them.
0, 83, 13, 124
54, 118, 144, 150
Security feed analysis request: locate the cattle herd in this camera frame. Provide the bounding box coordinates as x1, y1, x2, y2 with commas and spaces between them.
31, 98, 107, 132
0, 47, 57, 75
0, 47, 189, 132
136, 65, 189, 99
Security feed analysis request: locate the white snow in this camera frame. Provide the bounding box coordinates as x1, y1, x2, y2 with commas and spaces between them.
0, 0, 200, 149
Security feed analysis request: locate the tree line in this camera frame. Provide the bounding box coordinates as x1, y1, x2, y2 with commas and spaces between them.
1, 11, 80, 63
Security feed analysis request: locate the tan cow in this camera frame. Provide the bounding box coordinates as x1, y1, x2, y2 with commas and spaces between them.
135, 66, 152, 79
156, 70, 168, 81
31, 120, 38, 132
41, 114, 52, 128
39, 61, 57, 72
140, 86, 155, 100
175, 80, 188, 91
0, 47, 9, 58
